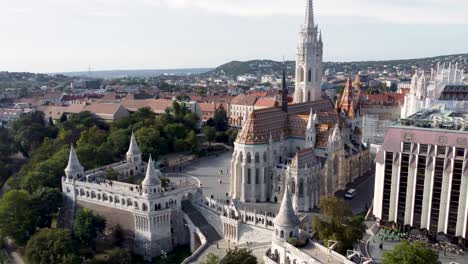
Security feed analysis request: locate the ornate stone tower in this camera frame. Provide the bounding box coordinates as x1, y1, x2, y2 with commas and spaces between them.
126, 132, 142, 165
294, 0, 323, 103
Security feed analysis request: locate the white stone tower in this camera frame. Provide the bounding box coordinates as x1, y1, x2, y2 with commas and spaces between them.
126, 132, 142, 165
305, 108, 318, 148
65, 144, 84, 182
294, 0, 323, 103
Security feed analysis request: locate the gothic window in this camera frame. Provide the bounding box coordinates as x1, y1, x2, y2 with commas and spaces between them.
280, 230, 284, 238
247, 169, 251, 184
307, 69, 312, 82
142, 203, 148, 211
289, 231, 293, 238
134, 201, 139, 209
299, 179, 304, 196
247, 153, 252, 163
255, 153, 260, 163
298, 68, 304, 82
291, 179, 296, 194
263, 152, 267, 163
308, 91, 311, 102
255, 169, 259, 184
315, 68, 319, 82
334, 156, 339, 175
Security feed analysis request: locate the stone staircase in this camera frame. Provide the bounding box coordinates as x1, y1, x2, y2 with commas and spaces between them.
182, 200, 222, 242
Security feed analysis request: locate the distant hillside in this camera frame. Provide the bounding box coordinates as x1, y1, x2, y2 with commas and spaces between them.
206, 54, 468, 78
56, 68, 212, 79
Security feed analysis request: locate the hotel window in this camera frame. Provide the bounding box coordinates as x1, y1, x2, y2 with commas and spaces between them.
437, 146, 446, 156
447, 160, 463, 236
455, 148, 465, 158
382, 152, 393, 221
397, 154, 410, 223
403, 142, 411, 152
413, 156, 426, 228
430, 158, 444, 232
419, 144, 428, 155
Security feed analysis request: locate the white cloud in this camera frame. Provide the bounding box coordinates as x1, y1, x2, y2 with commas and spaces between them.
143, 0, 468, 24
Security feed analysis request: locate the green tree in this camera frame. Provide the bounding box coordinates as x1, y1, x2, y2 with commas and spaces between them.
25, 228, 79, 264
185, 130, 199, 151
382, 240, 439, 264
31, 187, 64, 228
220, 248, 257, 264
135, 127, 162, 160
0, 190, 35, 245
106, 248, 132, 264
11, 111, 57, 156
201, 253, 220, 264
73, 208, 106, 249
213, 105, 228, 131
203, 126, 216, 147
311, 196, 365, 254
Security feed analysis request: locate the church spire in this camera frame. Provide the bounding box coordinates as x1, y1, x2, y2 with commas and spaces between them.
305, 0, 315, 31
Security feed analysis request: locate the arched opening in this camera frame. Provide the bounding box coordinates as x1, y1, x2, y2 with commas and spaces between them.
298, 68, 304, 82
263, 152, 267, 163
308, 69, 312, 82
299, 179, 304, 196
308, 91, 311, 102
280, 230, 284, 238
274, 197, 278, 203
315, 68, 319, 82
247, 153, 252, 163
255, 153, 260, 163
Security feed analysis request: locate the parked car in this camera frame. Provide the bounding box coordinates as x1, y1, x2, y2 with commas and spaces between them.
344, 188, 356, 199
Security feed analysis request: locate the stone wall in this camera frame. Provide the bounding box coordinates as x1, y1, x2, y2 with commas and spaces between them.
77, 200, 135, 235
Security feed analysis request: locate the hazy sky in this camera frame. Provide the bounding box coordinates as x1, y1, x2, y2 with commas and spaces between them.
1, 0, 467, 73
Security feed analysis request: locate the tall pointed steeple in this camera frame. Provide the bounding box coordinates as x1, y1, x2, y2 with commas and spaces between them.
274, 186, 300, 227
126, 132, 141, 164
306, 108, 317, 129
142, 155, 161, 187
305, 0, 315, 31
65, 144, 84, 179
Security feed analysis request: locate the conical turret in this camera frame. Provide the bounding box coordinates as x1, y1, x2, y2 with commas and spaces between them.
274, 187, 300, 227
126, 132, 141, 164
65, 144, 84, 180
142, 155, 161, 187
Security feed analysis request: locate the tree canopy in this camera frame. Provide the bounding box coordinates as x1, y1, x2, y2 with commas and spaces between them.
311, 196, 365, 254
0, 190, 35, 245
382, 240, 439, 264
73, 209, 106, 249
25, 228, 80, 264
220, 248, 257, 264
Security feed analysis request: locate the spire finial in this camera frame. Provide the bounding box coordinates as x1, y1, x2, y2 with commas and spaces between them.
305, 0, 315, 31
274, 185, 300, 227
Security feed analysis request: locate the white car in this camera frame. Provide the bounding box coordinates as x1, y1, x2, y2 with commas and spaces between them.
344, 188, 356, 199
